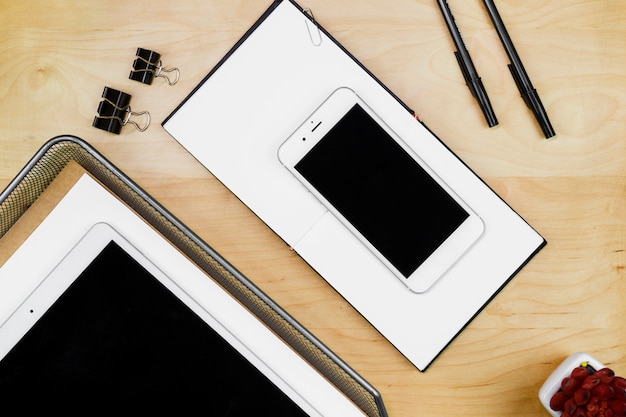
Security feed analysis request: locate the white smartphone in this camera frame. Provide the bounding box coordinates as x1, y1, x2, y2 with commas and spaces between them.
277, 87, 484, 293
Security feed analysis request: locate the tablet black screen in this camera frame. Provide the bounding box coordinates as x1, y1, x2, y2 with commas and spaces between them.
0, 241, 309, 415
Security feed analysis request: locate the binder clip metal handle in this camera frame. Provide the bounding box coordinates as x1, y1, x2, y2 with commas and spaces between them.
93, 87, 151, 134
130, 47, 180, 86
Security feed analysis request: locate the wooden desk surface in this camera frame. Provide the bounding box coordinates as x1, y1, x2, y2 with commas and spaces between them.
1, 1, 624, 415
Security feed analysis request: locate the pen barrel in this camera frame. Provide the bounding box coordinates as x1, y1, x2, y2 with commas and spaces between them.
439, 0, 498, 127
483, 0, 555, 138
482, 0, 529, 80
436, 0, 467, 52
522, 88, 556, 139
454, 52, 498, 127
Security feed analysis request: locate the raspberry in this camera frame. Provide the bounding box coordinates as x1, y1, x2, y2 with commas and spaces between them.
613, 386, 626, 399
587, 397, 600, 414
584, 375, 602, 390
550, 390, 568, 411
597, 368, 617, 385
612, 377, 626, 391
575, 388, 591, 405
572, 366, 594, 381
608, 399, 626, 416
563, 377, 584, 396
564, 398, 578, 415
593, 384, 616, 401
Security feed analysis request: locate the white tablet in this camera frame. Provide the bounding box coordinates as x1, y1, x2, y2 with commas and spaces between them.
278, 87, 485, 293
0, 222, 361, 415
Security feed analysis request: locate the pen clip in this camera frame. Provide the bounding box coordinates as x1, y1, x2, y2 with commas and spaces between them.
507, 64, 555, 138
454, 51, 477, 94
454, 51, 499, 127
507, 64, 528, 104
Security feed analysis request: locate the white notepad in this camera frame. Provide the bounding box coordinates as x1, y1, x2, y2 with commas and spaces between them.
163, 0, 545, 370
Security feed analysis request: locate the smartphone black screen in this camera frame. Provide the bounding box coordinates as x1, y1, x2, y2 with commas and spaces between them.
0, 241, 308, 416
295, 104, 469, 278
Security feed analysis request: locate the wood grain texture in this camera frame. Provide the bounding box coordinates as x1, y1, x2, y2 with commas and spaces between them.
1, 1, 625, 416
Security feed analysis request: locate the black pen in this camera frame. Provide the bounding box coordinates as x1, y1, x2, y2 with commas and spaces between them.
436, 0, 498, 127
481, 0, 555, 138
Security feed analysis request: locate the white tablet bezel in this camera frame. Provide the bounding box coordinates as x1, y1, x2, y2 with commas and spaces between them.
277, 87, 485, 293
0, 219, 364, 416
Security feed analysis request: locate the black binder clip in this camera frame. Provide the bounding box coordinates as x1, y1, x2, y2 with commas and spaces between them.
129, 47, 179, 85
92, 87, 150, 134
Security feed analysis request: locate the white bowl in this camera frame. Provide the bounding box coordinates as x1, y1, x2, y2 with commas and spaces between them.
538, 352, 605, 416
